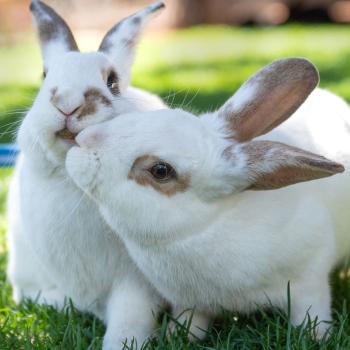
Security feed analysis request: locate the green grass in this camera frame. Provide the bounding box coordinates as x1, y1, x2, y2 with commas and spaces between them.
2, 24, 350, 348
3, 24, 350, 142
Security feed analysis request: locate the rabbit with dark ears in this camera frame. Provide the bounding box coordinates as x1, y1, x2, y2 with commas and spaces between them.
66, 58, 346, 340
7, 1, 167, 348
19, 0, 165, 166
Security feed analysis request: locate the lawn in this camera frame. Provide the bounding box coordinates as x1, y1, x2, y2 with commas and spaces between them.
2, 24, 350, 349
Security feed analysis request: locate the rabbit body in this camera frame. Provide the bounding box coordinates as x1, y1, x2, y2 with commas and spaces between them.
122, 179, 335, 315
100, 89, 346, 320
8, 145, 141, 315
7, 87, 165, 348
7, 1, 166, 348
66, 59, 347, 338
258, 88, 350, 260
123, 89, 350, 316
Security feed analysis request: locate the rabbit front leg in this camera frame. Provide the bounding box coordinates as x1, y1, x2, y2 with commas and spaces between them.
9, 251, 66, 309
103, 277, 160, 350
168, 306, 211, 341
288, 274, 332, 339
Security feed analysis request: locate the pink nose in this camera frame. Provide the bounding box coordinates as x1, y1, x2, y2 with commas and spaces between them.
50, 87, 84, 118
76, 126, 105, 148
55, 105, 82, 117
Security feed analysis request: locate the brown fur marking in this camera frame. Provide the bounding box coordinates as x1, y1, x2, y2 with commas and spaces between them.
151, 2, 165, 12
219, 58, 319, 142
99, 3, 165, 52
122, 38, 134, 48
50, 87, 59, 105
128, 155, 190, 197
78, 88, 112, 119
30, 0, 78, 51
240, 141, 344, 190
132, 16, 141, 25
98, 22, 121, 52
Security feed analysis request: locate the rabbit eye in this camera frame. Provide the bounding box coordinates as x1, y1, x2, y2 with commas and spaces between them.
107, 70, 119, 95
149, 162, 176, 181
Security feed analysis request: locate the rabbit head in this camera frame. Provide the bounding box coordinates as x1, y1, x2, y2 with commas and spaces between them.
66, 58, 344, 242
18, 0, 164, 167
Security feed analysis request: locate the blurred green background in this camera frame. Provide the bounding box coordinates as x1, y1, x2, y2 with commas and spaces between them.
2, 24, 350, 143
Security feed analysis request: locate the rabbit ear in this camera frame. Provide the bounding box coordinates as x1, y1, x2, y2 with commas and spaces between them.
30, 0, 78, 68
217, 58, 319, 143
225, 141, 344, 191
99, 2, 165, 89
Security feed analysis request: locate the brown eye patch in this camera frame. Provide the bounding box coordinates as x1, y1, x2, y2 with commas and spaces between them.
76, 88, 112, 119
128, 155, 190, 197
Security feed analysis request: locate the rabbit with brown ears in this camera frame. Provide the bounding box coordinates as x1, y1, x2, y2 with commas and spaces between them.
66, 58, 347, 340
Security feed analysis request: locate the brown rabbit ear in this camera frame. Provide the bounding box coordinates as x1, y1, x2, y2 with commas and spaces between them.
217, 58, 319, 143
235, 141, 344, 190
99, 2, 165, 90
30, 0, 78, 68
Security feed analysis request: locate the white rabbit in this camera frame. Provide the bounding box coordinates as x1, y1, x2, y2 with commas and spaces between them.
7, 1, 167, 348
66, 58, 347, 341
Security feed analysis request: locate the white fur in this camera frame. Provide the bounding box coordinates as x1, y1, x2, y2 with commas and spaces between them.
66, 66, 349, 340
99, 1, 164, 91
7, 2, 166, 349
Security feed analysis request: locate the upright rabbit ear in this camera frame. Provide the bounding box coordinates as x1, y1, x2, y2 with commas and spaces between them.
217, 58, 319, 143
30, 0, 78, 69
99, 2, 165, 90
224, 141, 344, 191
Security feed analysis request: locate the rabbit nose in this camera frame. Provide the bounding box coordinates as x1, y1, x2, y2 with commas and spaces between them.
51, 87, 84, 118
56, 105, 82, 117
76, 125, 105, 149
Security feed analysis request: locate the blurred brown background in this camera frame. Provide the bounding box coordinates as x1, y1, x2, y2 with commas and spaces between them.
2, 0, 350, 43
